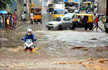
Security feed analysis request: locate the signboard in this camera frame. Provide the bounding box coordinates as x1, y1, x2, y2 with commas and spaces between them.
55, 4, 65, 9
75, 0, 79, 2
68, 0, 74, 1
65, 0, 79, 2
64, 0, 68, 2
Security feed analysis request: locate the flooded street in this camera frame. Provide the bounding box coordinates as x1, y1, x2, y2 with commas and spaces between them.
0, 27, 108, 70
0, 10, 108, 70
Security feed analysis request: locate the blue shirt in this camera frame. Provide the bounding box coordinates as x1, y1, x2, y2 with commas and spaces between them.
24, 34, 36, 42
87, 10, 91, 13
10, 16, 12, 23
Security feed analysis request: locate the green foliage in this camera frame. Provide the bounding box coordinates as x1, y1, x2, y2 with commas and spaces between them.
0, 0, 14, 9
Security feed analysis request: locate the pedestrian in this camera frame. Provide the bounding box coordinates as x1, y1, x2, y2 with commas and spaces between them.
30, 13, 34, 24
92, 16, 99, 32
86, 8, 91, 14
102, 15, 106, 31
5, 14, 8, 28
13, 14, 16, 29
14, 12, 16, 26
7, 16, 10, 29
78, 16, 81, 24
9, 14, 12, 29
21, 12, 25, 21
0, 14, 3, 31
11, 14, 15, 29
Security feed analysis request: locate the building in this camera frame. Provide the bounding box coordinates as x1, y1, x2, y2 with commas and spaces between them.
97, 0, 107, 15
97, 0, 108, 33
106, 0, 108, 33
5, 0, 17, 13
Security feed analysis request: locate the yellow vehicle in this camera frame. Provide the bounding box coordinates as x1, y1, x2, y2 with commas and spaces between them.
82, 1, 93, 10
65, 1, 75, 9
53, 9, 65, 19
29, 4, 42, 24
70, 14, 93, 30
47, 3, 54, 14
65, 1, 80, 13
53, 4, 65, 19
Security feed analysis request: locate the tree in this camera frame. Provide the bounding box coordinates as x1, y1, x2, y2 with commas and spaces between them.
0, 0, 14, 10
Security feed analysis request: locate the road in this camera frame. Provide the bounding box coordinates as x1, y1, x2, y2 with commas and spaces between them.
17, 14, 53, 31
0, 12, 108, 70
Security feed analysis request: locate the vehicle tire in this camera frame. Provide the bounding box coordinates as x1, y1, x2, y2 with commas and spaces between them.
48, 28, 51, 30
69, 25, 72, 29
85, 27, 88, 30
39, 19, 42, 24
89, 24, 93, 30
89, 26, 92, 30
72, 26, 75, 30
41, 20, 42, 24
57, 25, 62, 30
69, 25, 75, 30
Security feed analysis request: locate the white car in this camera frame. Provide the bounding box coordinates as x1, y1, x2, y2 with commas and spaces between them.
46, 13, 75, 30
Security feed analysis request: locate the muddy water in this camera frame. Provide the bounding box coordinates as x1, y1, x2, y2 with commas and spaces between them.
39, 30, 108, 47
0, 30, 108, 70
35, 30, 108, 58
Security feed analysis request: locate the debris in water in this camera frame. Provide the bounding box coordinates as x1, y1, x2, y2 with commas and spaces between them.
82, 48, 88, 51
72, 47, 84, 49
91, 38, 97, 40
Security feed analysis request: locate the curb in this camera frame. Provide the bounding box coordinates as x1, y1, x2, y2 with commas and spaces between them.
15, 21, 30, 31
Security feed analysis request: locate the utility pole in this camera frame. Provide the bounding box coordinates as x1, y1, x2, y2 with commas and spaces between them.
24, 0, 27, 21
86, 0, 88, 7
106, 0, 108, 33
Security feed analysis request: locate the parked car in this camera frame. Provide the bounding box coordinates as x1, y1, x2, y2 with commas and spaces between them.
46, 13, 75, 30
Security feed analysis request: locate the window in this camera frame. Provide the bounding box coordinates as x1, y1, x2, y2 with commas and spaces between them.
53, 17, 62, 21
48, 4, 54, 7
63, 18, 66, 21
72, 15, 77, 19
66, 17, 71, 21
63, 17, 71, 21
54, 11, 64, 15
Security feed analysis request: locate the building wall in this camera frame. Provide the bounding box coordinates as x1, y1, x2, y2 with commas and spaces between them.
17, 0, 24, 20
97, 0, 106, 15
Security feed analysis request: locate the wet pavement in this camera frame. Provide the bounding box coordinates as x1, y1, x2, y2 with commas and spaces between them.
17, 14, 53, 31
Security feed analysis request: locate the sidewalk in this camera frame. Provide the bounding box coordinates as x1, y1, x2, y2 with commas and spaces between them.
16, 20, 27, 28
15, 20, 30, 31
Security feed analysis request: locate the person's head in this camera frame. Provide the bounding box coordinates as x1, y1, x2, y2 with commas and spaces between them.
12, 14, 14, 17
0, 14, 3, 16
8, 16, 10, 19
27, 28, 32, 35
78, 16, 80, 18
15, 9, 17, 11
